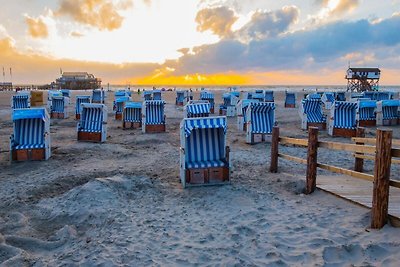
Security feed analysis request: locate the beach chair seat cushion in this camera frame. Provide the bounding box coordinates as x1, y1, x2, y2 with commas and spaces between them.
187, 159, 227, 169
79, 128, 102, 133
15, 144, 45, 149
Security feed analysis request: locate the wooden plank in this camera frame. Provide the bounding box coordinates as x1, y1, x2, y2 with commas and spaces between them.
353, 154, 400, 164
279, 137, 308, 147
352, 137, 400, 146
318, 141, 376, 154
278, 153, 307, 164
392, 148, 400, 158
316, 163, 374, 182
390, 180, 400, 188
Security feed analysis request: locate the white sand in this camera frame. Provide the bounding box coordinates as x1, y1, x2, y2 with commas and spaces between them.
0, 89, 400, 266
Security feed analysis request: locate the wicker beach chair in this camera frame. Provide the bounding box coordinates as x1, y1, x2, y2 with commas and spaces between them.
219, 93, 238, 116
75, 95, 91, 120
77, 103, 108, 142
152, 90, 162, 100
321, 92, 335, 110
11, 94, 30, 109
264, 91, 274, 102
252, 92, 265, 102
335, 92, 346, 101
200, 91, 215, 113
236, 99, 259, 131
142, 100, 166, 133
92, 89, 106, 104
10, 108, 50, 161
246, 102, 275, 144
123, 102, 142, 129
142, 91, 152, 101
113, 96, 130, 120
376, 100, 400, 126
50, 96, 69, 119
184, 100, 210, 118
176, 90, 186, 106
357, 99, 377, 127
300, 98, 326, 130
328, 101, 358, 137
284, 92, 296, 108
180, 116, 230, 188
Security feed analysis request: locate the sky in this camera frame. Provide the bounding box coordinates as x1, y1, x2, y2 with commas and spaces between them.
0, 0, 400, 85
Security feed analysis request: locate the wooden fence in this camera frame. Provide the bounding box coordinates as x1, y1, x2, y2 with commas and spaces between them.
269, 126, 400, 229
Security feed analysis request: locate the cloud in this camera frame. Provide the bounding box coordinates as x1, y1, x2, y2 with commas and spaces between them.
315, 0, 360, 17
25, 15, 49, 38
237, 6, 299, 41
195, 6, 238, 38
0, 37, 158, 84
70, 31, 84, 38
56, 0, 133, 31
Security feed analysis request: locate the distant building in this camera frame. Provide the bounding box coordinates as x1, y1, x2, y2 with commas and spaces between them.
0, 82, 13, 91
53, 72, 101, 90
346, 67, 380, 92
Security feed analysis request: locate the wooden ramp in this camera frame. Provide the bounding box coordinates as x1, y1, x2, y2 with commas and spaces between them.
317, 175, 400, 227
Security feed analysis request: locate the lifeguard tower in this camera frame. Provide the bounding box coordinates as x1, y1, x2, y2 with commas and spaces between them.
346, 67, 380, 92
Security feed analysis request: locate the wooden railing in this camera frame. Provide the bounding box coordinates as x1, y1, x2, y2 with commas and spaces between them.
269, 126, 400, 229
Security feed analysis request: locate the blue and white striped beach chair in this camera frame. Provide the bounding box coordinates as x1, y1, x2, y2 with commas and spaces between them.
113, 96, 130, 120
362, 91, 376, 100
376, 92, 391, 101
142, 100, 166, 133
357, 99, 377, 127
77, 103, 108, 142
299, 99, 326, 130
265, 91, 274, 102
200, 91, 215, 113
328, 101, 358, 137
246, 102, 275, 144
219, 93, 238, 116
10, 108, 50, 161
11, 94, 30, 109
152, 90, 162, 100
180, 116, 230, 188
335, 92, 346, 101
376, 100, 400, 126
285, 92, 296, 108
142, 91, 152, 101
184, 101, 211, 118
252, 92, 265, 102
322, 92, 335, 110
92, 89, 106, 104
115, 90, 130, 98
75, 95, 91, 120
176, 90, 186, 106
50, 96, 69, 119
236, 99, 259, 131
123, 102, 142, 129
306, 93, 321, 100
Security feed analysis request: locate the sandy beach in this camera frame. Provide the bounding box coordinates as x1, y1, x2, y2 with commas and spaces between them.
1, 89, 400, 266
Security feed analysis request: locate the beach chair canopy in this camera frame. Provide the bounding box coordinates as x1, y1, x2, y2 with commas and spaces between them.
238, 99, 259, 119
335, 92, 346, 101
51, 96, 67, 113
377, 92, 390, 101
333, 101, 357, 129
200, 91, 214, 100
76, 96, 91, 114
252, 92, 265, 101
92, 89, 106, 102
115, 90, 130, 98
307, 93, 321, 100
144, 100, 165, 124
380, 100, 400, 119
230, 91, 240, 98
12, 108, 48, 149
264, 91, 274, 101
61, 89, 71, 98
363, 91, 376, 100
80, 103, 106, 132
152, 90, 162, 100
301, 99, 326, 123
322, 92, 335, 103
142, 91, 152, 100
358, 100, 376, 120
48, 90, 63, 100
285, 92, 296, 104
124, 102, 142, 122
114, 96, 130, 112
12, 95, 30, 109
247, 102, 275, 134
186, 102, 210, 118
183, 117, 227, 169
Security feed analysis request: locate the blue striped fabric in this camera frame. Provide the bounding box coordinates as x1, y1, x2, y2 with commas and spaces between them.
285, 93, 296, 105
333, 101, 357, 129
61, 89, 71, 98
12, 95, 30, 109
363, 92, 376, 100
307, 93, 321, 100
249, 102, 275, 134
200, 92, 215, 109
184, 117, 227, 169
124, 103, 142, 122
186, 103, 211, 118
222, 94, 231, 107
92, 90, 105, 102
80, 106, 104, 132
114, 97, 129, 113
323, 92, 335, 103
14, 118, 45, 149
381, 100, 400, 119
144, 100, 165, 125
265, 91, 274, 102
152, 90, 162, 100
75, 96, 91, 114
51, 97, 65, 113
377, 92, 390, 101
336, 92, 346, 101
252, 93, 264, 101
358, 100, 376, 120
241, 100, 259, 123
143, 91, 152, 100
302, 99, 326, 123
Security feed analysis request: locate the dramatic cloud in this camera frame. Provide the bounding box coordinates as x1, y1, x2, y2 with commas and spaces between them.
237, 6, 299, 41
25, 16, 49, 38
0, 37, 158, 84
316, 0, 360, 17
56, 0, 132, 31
165, 14, 400, 75
195, 6, 238, 38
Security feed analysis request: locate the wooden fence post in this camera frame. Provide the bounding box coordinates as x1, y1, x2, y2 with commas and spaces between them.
371, 129, 392, 229
354, 127, 365, 172
306, 127, 318, 194
270, 126, 279, 173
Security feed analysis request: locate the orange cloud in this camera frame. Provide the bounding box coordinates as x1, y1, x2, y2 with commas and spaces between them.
56, 0, 132, 31
70, 31, 84, 38
25, 16, 49, 39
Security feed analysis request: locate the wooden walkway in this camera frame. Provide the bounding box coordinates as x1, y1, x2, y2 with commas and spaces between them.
317, 175, 400, 227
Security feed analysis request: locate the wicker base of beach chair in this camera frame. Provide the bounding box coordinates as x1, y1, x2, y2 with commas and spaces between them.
383, 119, 399, 126
185, 167, 229, 185
78, 131, 103, 142
115, 113, 122, 120
145, 124, 166, 133
285, 104, 295, 108
12, 148, 45, 161
358, 120, 376, 127
51, 112, 65, 119
307, 122, 326, 130
123, 121, 141, 129
332, 128, 357, 137
75, 114, 80, 120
